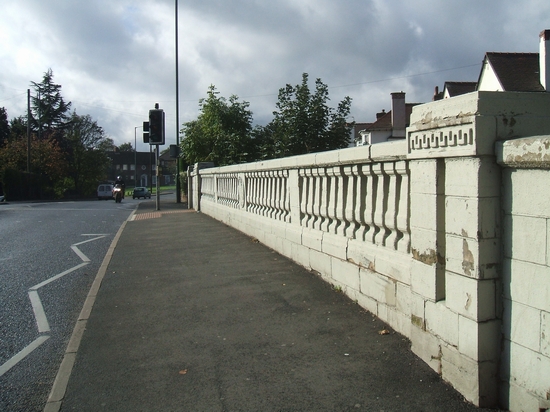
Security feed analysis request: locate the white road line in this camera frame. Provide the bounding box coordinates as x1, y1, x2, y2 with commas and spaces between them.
29, 262, 89, 290
28, 291, 50, 333
73, 236, 106, 246
3, 233, 108, 380
70, 245, 90, 262
0, 335, 50, 377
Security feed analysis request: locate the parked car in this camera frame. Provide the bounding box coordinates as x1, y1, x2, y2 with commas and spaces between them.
97, 184, 114, 200
133, 187, 151, 199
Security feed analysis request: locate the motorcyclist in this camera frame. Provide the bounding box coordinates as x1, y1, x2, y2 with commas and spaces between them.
114, 176, 126, 199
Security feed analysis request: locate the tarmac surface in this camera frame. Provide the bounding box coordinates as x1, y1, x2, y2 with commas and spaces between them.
45, 196, 496, 411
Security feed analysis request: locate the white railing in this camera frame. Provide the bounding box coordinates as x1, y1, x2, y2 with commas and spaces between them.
196, 153, 410, 255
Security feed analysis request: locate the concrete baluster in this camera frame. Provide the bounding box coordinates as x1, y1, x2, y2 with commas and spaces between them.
352, 165, 366, 240
384, 162, 398, 249
394, 161, 410, 253
362, 164, 375, 243
319, 168, 330, 232
344, 166, 358, 238
334, 166, 346, 236
302, 169, 312, 227
325, 167, 338, 233
372, 163, 385, 246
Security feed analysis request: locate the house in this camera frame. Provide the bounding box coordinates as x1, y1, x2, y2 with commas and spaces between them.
107, 151, 155, 188
477, 52, 545, 92
349, 122, 373, 146
433, 81, 477, 100
435, 29, 550, 95
356, 92, 419, 146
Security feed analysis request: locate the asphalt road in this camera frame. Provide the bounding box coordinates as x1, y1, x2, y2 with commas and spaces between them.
0, 198, 136, 411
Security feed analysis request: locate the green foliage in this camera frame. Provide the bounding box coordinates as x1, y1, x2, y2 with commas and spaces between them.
0, 107, 9, 147
65, 112, 111, 196
263, 73, 353, 157
181, 85, 255, 166
30, 68, 72, 138
117, 142, 134, 152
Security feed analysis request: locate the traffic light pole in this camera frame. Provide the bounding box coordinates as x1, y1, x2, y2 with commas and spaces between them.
155, 145, 160, 211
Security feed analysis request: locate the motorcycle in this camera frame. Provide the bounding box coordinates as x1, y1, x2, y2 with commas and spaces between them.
113, 184, 123, 203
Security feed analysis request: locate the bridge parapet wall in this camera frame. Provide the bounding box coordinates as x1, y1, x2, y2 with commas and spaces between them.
189, 91, 550, 410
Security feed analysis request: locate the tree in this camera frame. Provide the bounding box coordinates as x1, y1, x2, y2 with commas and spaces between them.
262, 73, 353, 158
118, 142, 133, 152
181, 85, 255, 166
64, 112, 111, 196
30, 68, 72, 140
0, 107, 9, 147
0, 136, 67, 198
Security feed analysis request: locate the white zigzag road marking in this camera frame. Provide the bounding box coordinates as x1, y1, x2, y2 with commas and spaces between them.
0, 235, 108, 377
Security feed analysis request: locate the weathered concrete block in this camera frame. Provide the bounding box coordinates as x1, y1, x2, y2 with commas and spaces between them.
504, 340, 550, 402
503, 214, 547, 264
425, 301, 459, 347
501, 258, 550, 313
445, 234, 500, 279
396, 282, 412, 317
359, 268, 396, 306
301, 227, 323, 251
356, 291, 379, 316
332, 258, 360, 292
385, 306, 411, 337
445, 196, 500, 240
502, 168, 550, 218
309, 249, 332, 278
285, 225, 302, 245
291, 243, 310, 269
541, 311, 550, 358
411, 326, 442, 373
409, 159, 443, 195
410, 226, 440, 262
269, 220, 287, 240
346, 238, 376, 269
368, 246, 411, 286
445, 157, 500, 198
458, 316, 500, 361
503, 300, 542, 353
441, 345, 499, 407
409, 292, 426, 330
504, 381, 545, 412
321, 232, 348, 260
410, 192, 439, 230
446, 272, 496, 321
410, 259, 444, 302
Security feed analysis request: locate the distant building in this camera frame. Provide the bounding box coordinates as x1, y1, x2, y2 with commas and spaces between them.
356, 92, 420, 146
434, 29, 550, 95
107, 151, 155, 188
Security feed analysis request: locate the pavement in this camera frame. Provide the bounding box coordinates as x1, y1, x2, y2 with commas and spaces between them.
44, 195, 495, 412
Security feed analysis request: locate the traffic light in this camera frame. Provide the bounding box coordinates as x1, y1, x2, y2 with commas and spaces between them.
143, 121, 149, 143
148, 109, 165, 145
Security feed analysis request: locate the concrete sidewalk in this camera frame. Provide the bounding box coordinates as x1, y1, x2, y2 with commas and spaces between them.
51, 199, 493, 411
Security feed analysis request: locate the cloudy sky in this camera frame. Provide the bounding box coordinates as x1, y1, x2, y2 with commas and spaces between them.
1, 0, 548, 151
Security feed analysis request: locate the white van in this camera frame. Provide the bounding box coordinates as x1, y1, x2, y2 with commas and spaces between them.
97, 184, 114, 200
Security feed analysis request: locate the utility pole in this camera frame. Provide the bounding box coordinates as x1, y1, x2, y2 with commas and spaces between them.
27, 89, 31, 173
175, 0, 181, 203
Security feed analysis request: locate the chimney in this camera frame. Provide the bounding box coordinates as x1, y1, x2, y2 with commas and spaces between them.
540, 29, 550, 90
376, 109, 386, 119
391, 92, 406, 138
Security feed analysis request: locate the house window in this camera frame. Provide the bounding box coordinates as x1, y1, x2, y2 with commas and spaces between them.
116, 164, 121, 170
130, 164, 135, 171
123, 164, 128, 171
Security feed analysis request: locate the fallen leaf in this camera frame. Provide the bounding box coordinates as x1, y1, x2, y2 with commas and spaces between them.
179, 369, 188, 375
378, 329, 390, 335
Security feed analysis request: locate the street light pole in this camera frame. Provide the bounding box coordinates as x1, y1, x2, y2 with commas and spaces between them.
175, 0, 181, 203
134, 126, 143, 186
